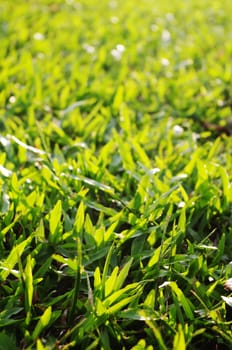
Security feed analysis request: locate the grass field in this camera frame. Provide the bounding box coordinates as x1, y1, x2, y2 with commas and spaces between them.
1, 0, 232, 349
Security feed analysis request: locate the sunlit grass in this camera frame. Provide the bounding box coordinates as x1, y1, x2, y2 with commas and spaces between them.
1, 0, 232, 349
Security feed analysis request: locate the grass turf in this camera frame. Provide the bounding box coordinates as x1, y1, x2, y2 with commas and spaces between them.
1, 0, 232, 349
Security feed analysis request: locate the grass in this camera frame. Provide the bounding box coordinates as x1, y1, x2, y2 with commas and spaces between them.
1, 0, 232, 348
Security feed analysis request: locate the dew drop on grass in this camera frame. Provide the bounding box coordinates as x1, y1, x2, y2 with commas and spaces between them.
111, 44, 125, 61
162, 29, 171, 42
150, 24, 158, 32
161, 57, 170, 66
116, 44, 125, 52
173, 125, 184, 135
110, 16, 119, 24
33, 32, 44, 40
83, 43, 95, 54
109, 0, 118, 9
177, 201, 185, 208
166, 13, 175, 22
37, 52, 45, 59
9, 96, 16, 103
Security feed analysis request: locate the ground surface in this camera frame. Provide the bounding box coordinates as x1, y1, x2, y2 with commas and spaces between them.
1, 0, 232, 349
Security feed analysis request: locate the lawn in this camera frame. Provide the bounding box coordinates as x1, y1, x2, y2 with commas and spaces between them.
1, 0, 232, 349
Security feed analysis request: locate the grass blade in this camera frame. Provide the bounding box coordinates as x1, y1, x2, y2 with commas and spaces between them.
32, 306, 52, 340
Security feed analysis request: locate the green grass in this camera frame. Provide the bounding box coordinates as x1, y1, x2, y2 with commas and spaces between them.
1, 0, 232, 348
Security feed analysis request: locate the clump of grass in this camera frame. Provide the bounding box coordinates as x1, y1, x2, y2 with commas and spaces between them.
1, 0, 232, 349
